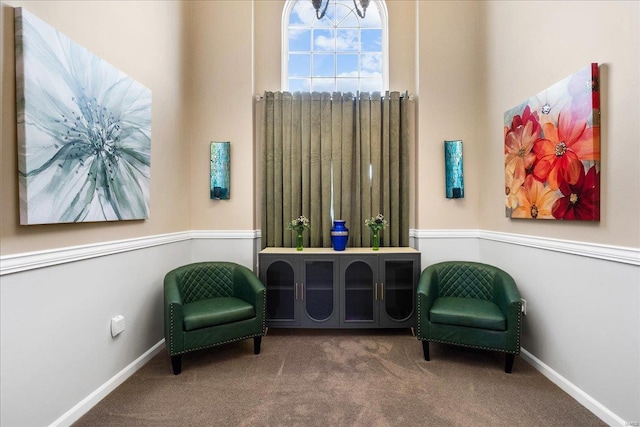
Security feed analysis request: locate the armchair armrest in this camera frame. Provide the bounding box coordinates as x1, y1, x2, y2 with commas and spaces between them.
416, 266, 440, 339
491, 270, 521, 313
491, 270, 522, 353
232, 265, 266, 327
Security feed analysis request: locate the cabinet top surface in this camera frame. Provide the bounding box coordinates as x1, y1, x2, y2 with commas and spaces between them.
260, 247, 419, 255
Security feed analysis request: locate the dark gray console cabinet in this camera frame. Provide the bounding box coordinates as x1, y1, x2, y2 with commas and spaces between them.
259, 248, 421, 329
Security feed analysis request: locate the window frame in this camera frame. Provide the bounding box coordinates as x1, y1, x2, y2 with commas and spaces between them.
281, 0, 389, 92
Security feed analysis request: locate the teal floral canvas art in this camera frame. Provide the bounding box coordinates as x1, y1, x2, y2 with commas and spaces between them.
14, 8, 152, 224
504, 63, 600, 221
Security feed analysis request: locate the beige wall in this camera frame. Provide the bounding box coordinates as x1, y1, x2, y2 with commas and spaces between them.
1, 0, 638, 256
1, 0, 191, 254
415, 0, 639, 248
478, 0, 640, 247
186, 0, 256, 230
416, 1, 483, 230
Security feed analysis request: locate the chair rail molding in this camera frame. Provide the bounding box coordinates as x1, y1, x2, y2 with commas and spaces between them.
477, 230, 639, 266
190, 230, 261, 240
414, 229, 639, 266
0, 232, 192, 275
2, 229, 638, 276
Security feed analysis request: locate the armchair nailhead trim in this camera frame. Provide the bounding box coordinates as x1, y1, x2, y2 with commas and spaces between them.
516, 301, 522, 351
416, 293, 423, 337
418, 337, 520, 355
262, 291, 267, 334
170, 303, 175, 355
173, 332, 264, 355
415, 295, 522, 356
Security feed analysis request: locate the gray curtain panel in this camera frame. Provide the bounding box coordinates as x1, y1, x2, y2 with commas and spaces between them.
260, 91, 413, 249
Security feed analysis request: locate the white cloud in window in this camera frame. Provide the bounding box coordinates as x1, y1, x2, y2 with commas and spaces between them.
360, 78, 383, 92
361, 54, 382, 73
314, 34, 335, 51
315, 30, 359, 51
355, 1, 382, 27
337, 70, 382, 78
290, 1, 317, 26
289, 28, 307, 39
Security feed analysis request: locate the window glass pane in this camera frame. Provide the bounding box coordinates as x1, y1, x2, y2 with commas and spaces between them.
361, 53, 382, 75
313, 29, 335, 51
361, 29, 382, 51
336, 29, 359, 52
313, 53, 335, 77
312, 4, 335, 28
360, 78, 382, 92
336, 78, 359, 93
359, 1, 381, 28
335, 2, 358, 27
287, 0, 385, 92
289, 29, 311, 52
289, 54, 310, 77
289, 78, 311, 92
290, 1, 314, 25
313, 78, 335, 92
337, 54, 358, 77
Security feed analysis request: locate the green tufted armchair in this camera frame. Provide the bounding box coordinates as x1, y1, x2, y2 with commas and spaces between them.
164, 262, 266, 375
416, 261, 522, 373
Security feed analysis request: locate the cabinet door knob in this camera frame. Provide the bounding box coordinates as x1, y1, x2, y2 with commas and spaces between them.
375, 283, 378, 301
295, 283, 298, 300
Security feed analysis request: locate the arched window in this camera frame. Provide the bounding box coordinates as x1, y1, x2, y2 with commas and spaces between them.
282, 0, 388, 92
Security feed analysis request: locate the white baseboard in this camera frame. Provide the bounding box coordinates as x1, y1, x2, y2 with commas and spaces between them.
49, 340, 166, 427
520, 347, 627, 426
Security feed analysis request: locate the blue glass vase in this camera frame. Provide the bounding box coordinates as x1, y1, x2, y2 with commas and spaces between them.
330, 220, 349, 251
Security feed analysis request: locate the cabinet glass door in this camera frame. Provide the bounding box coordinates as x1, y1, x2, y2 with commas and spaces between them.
382, 260, 415, 322
304, 260, 334, 322
265, 260, 296, 322
344, 260, 374, 322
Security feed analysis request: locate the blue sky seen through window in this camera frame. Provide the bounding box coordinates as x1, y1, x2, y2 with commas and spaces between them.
287, 0, 383, 92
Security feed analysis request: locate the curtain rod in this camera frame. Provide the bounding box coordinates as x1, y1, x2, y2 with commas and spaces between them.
254, 93, 414, 101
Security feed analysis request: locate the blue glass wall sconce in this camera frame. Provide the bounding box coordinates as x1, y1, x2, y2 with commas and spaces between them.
210, 141, 230, 199
444, 140, 464, 199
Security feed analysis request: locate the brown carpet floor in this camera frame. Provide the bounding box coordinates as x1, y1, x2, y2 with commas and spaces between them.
74, 329, 605, 426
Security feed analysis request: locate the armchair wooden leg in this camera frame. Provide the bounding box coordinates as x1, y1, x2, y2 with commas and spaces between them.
422, 340, 430, 361
171, 355, 182, 375
254, 336, 262, 355
505, 353, 515, 373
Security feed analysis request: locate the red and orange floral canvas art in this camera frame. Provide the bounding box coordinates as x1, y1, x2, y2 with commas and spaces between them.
504, 63, 600, 221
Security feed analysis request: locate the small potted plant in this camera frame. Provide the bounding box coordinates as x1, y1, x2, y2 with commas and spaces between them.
364, 213, 387, 251
287, 215, 310, 251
